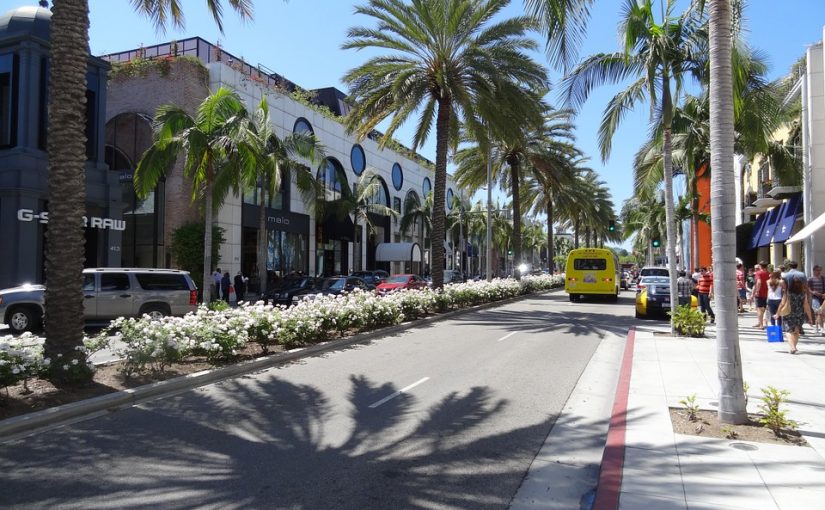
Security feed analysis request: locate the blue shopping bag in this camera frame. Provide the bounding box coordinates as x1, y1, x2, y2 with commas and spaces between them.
766, 325, 783, 342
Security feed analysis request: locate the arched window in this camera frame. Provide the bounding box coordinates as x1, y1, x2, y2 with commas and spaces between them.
422, 177, 432, 198
368, 176, 390, 209
350, 144, 366, 176
293, 117, 314, 135
317, 157, 346, 201
391, 162, 403, 191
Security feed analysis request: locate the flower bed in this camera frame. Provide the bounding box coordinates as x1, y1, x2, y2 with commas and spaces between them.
1, 275, 563, 392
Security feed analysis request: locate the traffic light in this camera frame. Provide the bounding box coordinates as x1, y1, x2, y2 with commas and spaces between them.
508, 249, 513, 256
652, 238, 661, 248
608, 220, 616, 232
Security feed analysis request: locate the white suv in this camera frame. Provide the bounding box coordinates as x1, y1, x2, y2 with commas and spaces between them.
0, 268, 198, 334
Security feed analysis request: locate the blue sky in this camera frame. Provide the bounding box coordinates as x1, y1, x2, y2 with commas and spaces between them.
48, 0, 825, 229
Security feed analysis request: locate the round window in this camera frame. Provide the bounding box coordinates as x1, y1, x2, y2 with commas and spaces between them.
392, 163, 403, 191
293, 117, 314, 135
422, 177, 432, 197
351, 144, 366, 176
447, 188, 455, 209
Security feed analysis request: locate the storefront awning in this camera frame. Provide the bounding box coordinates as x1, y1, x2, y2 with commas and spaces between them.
375, 242, 422, 262
786, 209, 825, 244
772, 193, 802, 243
757, 205, 783, 247
747, 213, 768, 250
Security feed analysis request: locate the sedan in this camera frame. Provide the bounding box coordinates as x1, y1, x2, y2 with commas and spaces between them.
635, 276, 697, 319
375, 274, 428, 295
292, 276, 371, 303
265, 277, 319, 306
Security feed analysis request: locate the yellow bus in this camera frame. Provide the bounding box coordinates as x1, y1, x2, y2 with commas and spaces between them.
564, 248, 620, 302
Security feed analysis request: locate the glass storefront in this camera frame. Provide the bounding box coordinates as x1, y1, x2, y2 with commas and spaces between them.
268, 229, 307, 275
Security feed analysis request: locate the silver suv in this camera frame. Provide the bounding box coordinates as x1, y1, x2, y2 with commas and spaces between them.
0, 268, 198, 334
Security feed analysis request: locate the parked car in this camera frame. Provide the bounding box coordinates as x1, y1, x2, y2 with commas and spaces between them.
291, 276, 371, 303
0, 268, 198, 334
265, 276, 319, 306
635, 276, 697, 319
620, 271, 632, 290
350, 270, 389, 287
375, 274, 428, 295
425, 269, 465, 286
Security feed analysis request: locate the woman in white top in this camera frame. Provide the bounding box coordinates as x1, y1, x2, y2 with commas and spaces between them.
767, 270, 784, 328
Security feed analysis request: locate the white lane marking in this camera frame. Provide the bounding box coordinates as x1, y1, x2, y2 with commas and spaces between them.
368, 377, 430, 409
496, 331, 517, 342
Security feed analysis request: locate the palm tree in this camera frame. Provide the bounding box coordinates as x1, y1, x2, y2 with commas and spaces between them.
135, 88, 254, 302
621, 195, 665, 266
247, 98, 324, 295
400, 192, 433, 258
708, 0, 747, 423
563, 0, 703, 329
43, 0, 252, 382
342, 0, 547, 288
523, 0, 594, 69
322, 169, 397, 272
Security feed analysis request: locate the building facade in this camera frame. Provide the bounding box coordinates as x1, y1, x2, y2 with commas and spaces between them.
0, 5, 120, 289
0, 7, 462, 291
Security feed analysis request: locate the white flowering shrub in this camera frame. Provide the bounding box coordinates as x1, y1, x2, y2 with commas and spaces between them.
0, 275, 566, 383
0, 333, 45, 391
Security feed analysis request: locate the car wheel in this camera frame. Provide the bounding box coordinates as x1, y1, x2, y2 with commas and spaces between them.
141, 304, 169, 321
569, 294, 577, 302
635, 309, 644, 319
8, 307, 39, 334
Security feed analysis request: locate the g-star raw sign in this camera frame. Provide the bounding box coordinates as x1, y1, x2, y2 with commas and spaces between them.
17, 209, 126, 231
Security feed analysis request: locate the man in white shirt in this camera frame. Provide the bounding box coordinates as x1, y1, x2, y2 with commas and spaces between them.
212, 268, 223, 301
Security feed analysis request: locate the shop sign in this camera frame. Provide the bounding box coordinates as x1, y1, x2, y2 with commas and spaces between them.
267, 214, 291, 226
17, 209, 127, 231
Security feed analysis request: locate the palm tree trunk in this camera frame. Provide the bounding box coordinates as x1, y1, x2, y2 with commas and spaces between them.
574, 216, 580, 248
648, 238, 654, 266
353, 216, 359, 272
710, 0, 746, 424
691, 174, 700, 272
43, 0, 90, 384
203, 163, 215, 302
509, 159, 523, 279
257, 178, 268, 296
546, 200, 555, 272
431, 98, 450, 289
663, 126, 680, 332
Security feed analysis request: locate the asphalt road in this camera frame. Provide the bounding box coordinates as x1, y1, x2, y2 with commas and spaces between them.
0, 290, 639, 509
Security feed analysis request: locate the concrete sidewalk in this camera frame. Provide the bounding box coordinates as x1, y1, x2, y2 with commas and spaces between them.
620, 312, 825, 509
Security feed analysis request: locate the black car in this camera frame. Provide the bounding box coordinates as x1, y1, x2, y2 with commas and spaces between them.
350, 270, 389, 287
265, 277, 319, 306
291, 276, 371, 303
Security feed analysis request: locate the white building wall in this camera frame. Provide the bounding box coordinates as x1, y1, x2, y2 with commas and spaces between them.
205, 62, 456, 277
805, 40, 825, 272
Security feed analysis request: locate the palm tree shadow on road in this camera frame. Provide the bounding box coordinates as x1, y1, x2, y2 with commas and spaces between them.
1, 373, 613, 509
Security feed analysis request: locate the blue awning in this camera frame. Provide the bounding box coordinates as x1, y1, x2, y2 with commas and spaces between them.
758, 206, 783, 247
747, 213, 768, 250
772, 193, 802, 243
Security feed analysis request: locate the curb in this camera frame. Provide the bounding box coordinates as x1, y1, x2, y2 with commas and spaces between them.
592, 327, 636, 510
0, 287, 563, 440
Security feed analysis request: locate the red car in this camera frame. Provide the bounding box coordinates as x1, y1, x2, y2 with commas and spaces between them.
375, 274, 428, 295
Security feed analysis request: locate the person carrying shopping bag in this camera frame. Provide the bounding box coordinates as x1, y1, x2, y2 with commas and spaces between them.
777, 277, 814, 354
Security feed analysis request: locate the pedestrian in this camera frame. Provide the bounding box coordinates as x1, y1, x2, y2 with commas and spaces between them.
211, 267, 223, 301
779, 276, 814, 354
221, 271, 231, 304
696, 267, 715, 323
766, 270, 784, 329
783, 260, 806, 288
807, 265, 825, 334
746, 266, 756, 310
234, 271, 247, 302
676, 270, 694, 307
736, 263, 746, 313
752, 261, 770, 329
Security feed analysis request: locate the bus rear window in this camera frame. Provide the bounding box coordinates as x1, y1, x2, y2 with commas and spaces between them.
573, 259, 607, 271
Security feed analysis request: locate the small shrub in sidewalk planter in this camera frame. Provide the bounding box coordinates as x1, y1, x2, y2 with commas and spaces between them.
758, 386, 798, 436
669, 305, 706, 337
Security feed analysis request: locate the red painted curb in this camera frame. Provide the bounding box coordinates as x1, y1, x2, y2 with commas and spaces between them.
592, 327, 636, 510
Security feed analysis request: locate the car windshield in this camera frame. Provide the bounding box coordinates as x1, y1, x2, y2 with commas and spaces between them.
385, 276, 409, 284
641, 268, 669, 277
321, 278, 346, 291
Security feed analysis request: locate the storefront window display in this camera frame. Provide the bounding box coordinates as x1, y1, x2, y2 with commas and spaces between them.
267, 229, 308, 276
